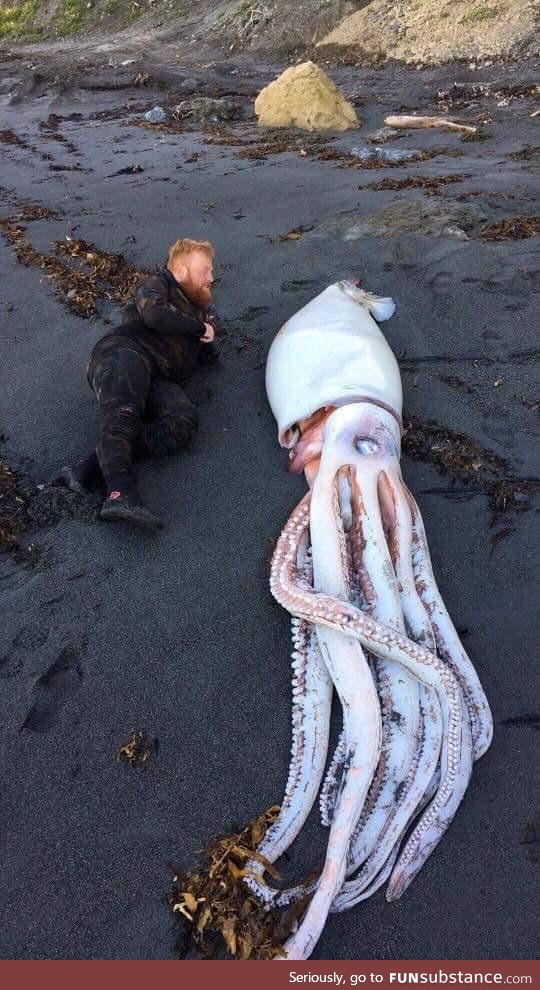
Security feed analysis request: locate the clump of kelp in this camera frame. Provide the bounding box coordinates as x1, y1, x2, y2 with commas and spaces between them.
1, 218, 99, 315
359, 174, 468, 194
403, 415, 538, 514
15, 201, 61, 221
168, 806, 312, 960
236, 132, 330, 160
54, 237, 146, 305
0, 207, 147, 317
436, 82, 539, 110
0, 455, 33, 561
479, 215, 539, 240
0, 127, 30, 148
117, 730, 156, 767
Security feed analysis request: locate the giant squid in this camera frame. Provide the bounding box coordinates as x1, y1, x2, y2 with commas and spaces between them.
243, 280, 493, 960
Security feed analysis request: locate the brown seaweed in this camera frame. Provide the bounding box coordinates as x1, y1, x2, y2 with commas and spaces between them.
0, 128, 30, 148
168, 806, 313, 960
403, 415, 538, 515
0, 456, 34, 561
436, 83, 538, 111
359, 173, 468, 194
0, 219, 99, 316
479, 215, 539, 240
53, 238, 147, 305
117, 730, 156, 767
1, 214, 147, 318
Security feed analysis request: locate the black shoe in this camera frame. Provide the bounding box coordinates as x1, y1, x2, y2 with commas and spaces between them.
99, 493, 163, 530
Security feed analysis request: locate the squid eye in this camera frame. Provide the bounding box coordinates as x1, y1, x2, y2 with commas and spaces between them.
355, 437, 379, 455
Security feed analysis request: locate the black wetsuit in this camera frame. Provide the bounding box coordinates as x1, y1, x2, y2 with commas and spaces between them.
86, 267, 218, 496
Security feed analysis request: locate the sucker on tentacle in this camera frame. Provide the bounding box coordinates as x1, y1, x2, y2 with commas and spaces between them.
319, 729, 347, 827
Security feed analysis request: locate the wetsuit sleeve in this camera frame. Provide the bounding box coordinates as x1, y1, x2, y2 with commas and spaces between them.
197, 340, 220, 365
135, 275, 205, 338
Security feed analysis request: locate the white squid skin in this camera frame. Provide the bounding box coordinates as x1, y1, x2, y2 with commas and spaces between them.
245, 282, 492, 961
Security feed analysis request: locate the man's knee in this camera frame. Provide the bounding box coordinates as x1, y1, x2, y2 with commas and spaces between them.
160, 408, 198, 453
141, 408, 198, 458
89, 344, 151, 412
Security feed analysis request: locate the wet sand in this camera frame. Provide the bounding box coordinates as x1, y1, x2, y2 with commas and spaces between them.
0, 57, 538, 960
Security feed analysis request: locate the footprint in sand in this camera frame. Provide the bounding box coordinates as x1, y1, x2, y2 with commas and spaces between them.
280, 279, 319, 293
0, 656, 23, 679
21, 644, 84, 733
427, 270, 454, 293
12, 623, 50, 651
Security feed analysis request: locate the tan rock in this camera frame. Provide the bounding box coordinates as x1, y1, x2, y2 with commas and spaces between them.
254, 61, 359, 132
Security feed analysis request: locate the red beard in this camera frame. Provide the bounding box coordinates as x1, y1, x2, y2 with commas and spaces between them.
181, 278, 212, 310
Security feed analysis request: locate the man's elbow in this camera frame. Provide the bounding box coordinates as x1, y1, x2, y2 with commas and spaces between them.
198, 341, 220, 366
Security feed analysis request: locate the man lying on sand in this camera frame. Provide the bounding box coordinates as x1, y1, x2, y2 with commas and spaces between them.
54, 238, 218, 530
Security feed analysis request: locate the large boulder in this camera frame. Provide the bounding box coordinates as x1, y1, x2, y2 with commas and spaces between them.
254, 61, 359, 132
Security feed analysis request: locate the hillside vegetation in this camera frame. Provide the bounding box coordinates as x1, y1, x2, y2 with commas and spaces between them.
0, 0, 537, 64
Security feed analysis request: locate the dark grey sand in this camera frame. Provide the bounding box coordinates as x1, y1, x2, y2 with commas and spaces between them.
0, 58, 538, 960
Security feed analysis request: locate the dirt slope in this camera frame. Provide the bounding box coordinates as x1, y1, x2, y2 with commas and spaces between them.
318, 0, 539, 66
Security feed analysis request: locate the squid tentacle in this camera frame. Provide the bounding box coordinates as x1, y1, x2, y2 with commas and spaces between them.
339, 464, 423, 882
332, 764, 442, 913
337, 472, 445, 902
387, 688, 473, 901
270, 495, 473, 908
342, 685, 441, 906
278, 460, 382, 960
404, 488, 493, 759
244, 544, 333, 906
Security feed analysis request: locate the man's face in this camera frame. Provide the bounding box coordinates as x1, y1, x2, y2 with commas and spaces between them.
171, 250, 214, 307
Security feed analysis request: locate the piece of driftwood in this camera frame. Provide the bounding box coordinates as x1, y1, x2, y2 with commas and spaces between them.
385, 114, 477, 134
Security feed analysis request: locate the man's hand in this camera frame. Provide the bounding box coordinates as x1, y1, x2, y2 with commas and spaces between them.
200, 322, 215, 344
